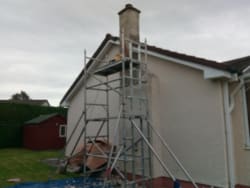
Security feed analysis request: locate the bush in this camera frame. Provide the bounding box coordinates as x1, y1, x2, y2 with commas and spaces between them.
0, 125, 22, 148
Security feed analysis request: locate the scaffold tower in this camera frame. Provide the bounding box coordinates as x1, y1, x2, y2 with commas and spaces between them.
64, 35, 199, 188
81, 37, 151, 187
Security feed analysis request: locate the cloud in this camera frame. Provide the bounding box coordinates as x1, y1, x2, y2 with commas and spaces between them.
0, 0, 250, 105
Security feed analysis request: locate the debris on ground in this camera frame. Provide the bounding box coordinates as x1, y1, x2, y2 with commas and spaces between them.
68, 140, 111, 170
7, 178, 21, 183
56, 140, 112, 175
42, 158, 62, 167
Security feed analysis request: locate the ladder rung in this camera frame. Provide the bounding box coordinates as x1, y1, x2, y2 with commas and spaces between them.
86, 103, 107, 106
86, 118, 108, 121
87, 135, 108, 138
86, 116, 118, 121
127, 96, 147, 100
86, 88, 107, 91
87, 78, 121, 88
122, 115, 147, 119
86, 153, 134, 161
123, 137, 151, 140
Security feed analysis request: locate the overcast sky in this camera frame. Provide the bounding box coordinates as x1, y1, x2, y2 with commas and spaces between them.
1, 0, 250, 106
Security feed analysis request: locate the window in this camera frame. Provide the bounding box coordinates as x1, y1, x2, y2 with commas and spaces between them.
59, 124, 67, 138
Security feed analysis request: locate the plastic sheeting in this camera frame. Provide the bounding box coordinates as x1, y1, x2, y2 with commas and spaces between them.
6, 177, 107, 188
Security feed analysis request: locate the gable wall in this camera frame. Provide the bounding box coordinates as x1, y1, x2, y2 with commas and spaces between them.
64, 44, 228, 187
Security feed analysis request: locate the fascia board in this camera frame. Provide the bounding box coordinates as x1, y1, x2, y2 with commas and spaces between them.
146, 50, 233, 80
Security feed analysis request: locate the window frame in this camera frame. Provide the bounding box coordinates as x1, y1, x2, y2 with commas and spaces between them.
59, 124, 67, 138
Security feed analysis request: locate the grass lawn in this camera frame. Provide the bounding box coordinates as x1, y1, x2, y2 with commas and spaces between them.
0, 148, 79, 188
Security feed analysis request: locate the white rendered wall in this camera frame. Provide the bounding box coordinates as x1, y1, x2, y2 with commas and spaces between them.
147, 55, 228, 187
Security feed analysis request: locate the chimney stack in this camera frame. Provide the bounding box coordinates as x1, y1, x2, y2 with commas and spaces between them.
118, 4, 140, 56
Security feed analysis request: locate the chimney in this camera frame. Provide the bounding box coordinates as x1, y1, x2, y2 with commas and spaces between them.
118, 4, 141, 56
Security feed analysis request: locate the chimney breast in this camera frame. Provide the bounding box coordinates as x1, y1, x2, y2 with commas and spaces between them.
118, 4, 140, 43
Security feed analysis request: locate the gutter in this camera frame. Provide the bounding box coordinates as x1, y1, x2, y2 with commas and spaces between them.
223, 81, 235, 188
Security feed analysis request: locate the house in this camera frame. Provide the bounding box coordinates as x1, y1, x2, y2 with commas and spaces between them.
60, 4, 250, 188
23, 113, 66, 150
0, 99, 50, 106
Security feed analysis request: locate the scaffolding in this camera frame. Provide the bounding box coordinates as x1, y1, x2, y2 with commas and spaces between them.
64, 36, 199, 188
81, 37, 151, 187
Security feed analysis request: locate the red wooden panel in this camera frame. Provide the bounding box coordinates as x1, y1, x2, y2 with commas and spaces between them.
23, 115, 66, 150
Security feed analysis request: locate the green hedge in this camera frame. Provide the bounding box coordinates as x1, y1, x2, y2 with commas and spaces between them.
0, 125, 22, 148
0, 103, 67, 148
0, 103, 67, 125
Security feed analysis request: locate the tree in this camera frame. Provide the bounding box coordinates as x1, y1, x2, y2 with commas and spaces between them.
11, 91, 30, 101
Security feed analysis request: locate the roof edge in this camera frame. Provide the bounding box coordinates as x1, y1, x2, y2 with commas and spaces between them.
223, 55, 250, 74
61, 34, 250, 106
60, 34, 119, 106
24, 113, 61, 125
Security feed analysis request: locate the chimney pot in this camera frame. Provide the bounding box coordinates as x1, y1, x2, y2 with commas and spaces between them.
118, 4, 141, 15
126, 4, 132, 8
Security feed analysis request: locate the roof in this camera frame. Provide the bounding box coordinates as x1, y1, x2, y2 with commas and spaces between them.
60, 33, 250, 106
0, 99, 50, 106
25, 113, 60, 124
147, 45, 229, 71
224, 56, 250, 74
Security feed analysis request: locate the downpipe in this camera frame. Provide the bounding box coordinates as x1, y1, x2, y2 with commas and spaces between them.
223, 81, 235, 188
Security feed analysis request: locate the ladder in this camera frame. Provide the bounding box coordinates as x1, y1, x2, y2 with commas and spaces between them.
82, 38, 151, 188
